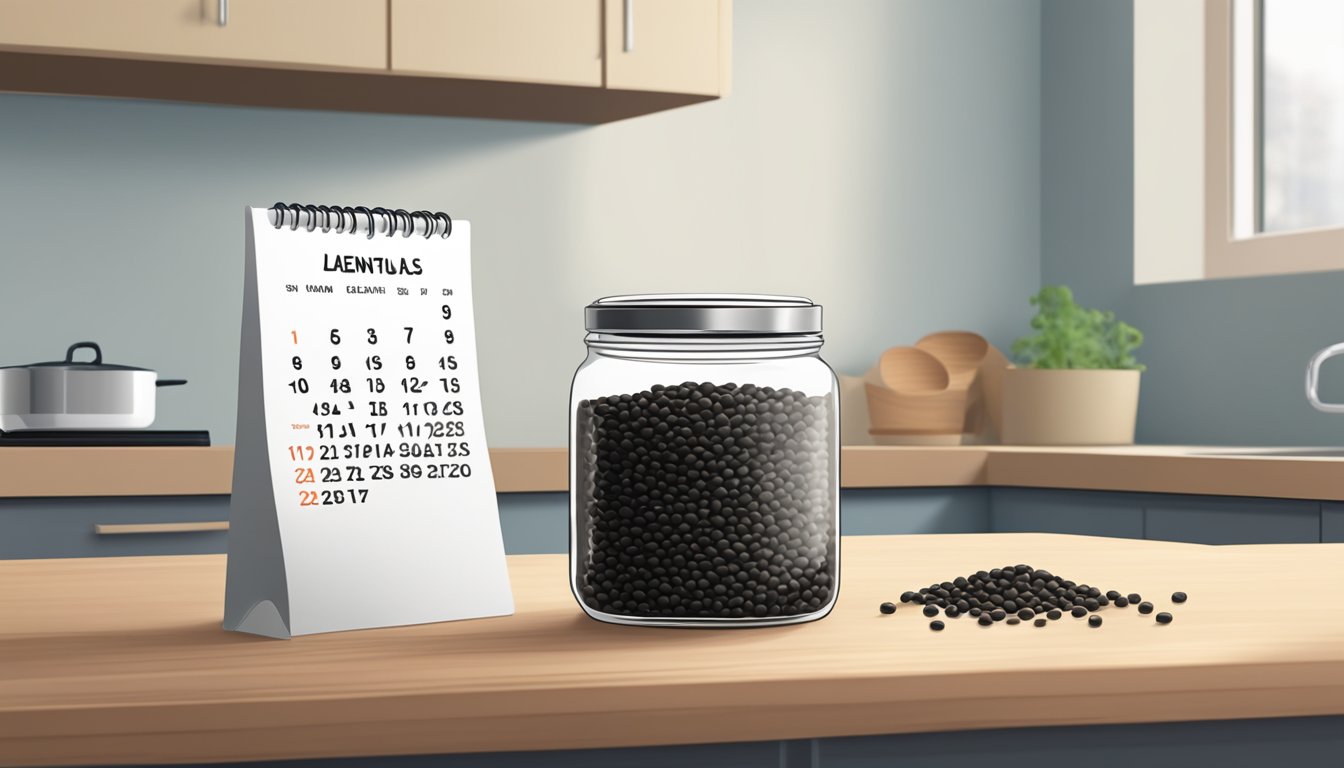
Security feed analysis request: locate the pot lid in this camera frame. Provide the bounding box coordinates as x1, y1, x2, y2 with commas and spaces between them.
585, 293, 822, 335
2, 342, 151, 372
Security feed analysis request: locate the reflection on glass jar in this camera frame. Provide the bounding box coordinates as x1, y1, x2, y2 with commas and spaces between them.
569, 295, 840, 627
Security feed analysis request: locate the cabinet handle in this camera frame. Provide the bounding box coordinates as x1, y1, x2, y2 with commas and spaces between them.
623, 0, 634, 52
94, 522, 229, 535
218, 0, 228, 27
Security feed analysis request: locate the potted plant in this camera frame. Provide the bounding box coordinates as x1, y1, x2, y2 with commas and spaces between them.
1001, 285, 1144, 445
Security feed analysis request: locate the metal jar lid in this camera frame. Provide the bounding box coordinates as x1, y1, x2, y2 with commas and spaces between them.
585, 294, 822, 335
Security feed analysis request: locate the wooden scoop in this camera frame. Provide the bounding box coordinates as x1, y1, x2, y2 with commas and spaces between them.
876, 347, 949, 392
916, 331, 990, 388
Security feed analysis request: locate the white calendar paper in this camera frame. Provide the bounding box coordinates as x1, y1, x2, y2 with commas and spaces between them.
224, 206, 513, 638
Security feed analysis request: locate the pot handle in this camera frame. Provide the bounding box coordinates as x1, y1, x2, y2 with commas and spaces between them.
156, 379, 188, 387
65, 341, 102, 365
1306, 343, 1344, 413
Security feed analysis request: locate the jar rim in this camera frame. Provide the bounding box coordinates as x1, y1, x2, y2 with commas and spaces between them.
585, 293, 822, 336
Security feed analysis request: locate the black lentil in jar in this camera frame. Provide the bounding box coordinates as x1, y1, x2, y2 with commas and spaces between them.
574, 382, 836, 621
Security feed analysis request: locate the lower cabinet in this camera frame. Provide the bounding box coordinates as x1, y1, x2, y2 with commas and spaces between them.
0, 496, 231, 559
1322, 504, 1344, 542
992, 488, 1323, 545
1143, 495, 1319, 544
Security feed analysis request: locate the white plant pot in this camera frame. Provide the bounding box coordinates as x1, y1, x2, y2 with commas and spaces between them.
1000, 369, 1141, 445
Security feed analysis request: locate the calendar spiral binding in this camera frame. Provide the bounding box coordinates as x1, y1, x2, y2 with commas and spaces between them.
267, 202, 453, 240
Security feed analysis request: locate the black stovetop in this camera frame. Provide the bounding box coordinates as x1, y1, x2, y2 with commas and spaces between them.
0, 430, 210, 447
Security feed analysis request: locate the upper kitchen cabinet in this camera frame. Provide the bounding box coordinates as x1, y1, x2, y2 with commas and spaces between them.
605, 0, 729, 96
391, 0, 603, 88
0, 0, 730, 123
0, 0, 387, 70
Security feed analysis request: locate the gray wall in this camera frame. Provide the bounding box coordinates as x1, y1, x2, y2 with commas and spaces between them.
1041, 0, 1344, 446
0, 0, 1041, 446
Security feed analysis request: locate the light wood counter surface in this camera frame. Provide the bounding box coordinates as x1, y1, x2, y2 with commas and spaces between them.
3, 534, 1344, 765
6, 444, 1344, 500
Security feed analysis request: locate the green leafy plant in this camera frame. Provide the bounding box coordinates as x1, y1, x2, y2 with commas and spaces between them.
1011, 285, 1145, 370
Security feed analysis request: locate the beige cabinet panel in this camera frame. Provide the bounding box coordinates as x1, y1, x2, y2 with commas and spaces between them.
0, 0, 386, 70
604, 0, 724, 96
392, 0, 601, 87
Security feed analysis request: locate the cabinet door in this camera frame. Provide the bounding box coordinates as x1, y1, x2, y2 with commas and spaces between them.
989, 489, 1146, 539
1143, 496, 1320, 545
1324, 504, 1344, 543
604, 0, 726, 96
391, 0, 601, 87
0, 496, 230, 560
0, 0, 386, 70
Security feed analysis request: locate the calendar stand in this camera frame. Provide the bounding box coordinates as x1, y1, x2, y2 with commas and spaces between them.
224, 204, 514, 638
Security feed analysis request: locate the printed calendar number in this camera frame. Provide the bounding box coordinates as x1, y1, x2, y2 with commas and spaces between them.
273, 283, 478, 516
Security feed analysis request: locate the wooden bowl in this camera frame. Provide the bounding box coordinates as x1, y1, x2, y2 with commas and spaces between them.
916, 331, 990, 389
876, 347, 949, 392
864, 382, 970, 435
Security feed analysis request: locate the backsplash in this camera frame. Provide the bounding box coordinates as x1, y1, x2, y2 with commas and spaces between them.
0, 0, 1041, 445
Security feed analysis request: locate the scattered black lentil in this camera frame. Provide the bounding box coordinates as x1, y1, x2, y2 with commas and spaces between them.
887, 564, 1183, 631
879, 602, 897, 615
930, 620, 945, 631
1172, 592, 1188, 604
575, 382, 835, 620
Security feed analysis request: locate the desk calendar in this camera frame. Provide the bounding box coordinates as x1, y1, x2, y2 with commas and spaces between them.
224, 204, 513, 638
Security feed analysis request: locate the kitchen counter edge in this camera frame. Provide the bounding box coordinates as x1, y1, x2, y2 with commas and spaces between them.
3, 445, 1344, 501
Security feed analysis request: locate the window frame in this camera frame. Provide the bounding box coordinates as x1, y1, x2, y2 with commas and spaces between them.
1133, 0, 1344, 285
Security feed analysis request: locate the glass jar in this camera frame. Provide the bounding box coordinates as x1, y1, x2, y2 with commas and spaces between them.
569, 294, 840, 627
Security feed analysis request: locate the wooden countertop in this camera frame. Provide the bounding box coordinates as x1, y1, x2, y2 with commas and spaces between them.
6, 444, 1344, 500
4, 534, 1344, 765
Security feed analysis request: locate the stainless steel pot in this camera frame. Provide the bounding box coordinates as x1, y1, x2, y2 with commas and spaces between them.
0, 342, 186, 431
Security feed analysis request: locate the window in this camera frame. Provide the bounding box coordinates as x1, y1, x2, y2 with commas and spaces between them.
1134, 0, 1344, 284
1254, 0, 1344, 234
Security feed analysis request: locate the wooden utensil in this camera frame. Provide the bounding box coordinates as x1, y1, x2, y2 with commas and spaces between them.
916, 331, 990, 389
876, 347, 949, 392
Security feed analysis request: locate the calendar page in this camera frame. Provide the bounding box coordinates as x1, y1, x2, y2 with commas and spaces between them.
227, 207, 513, 637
